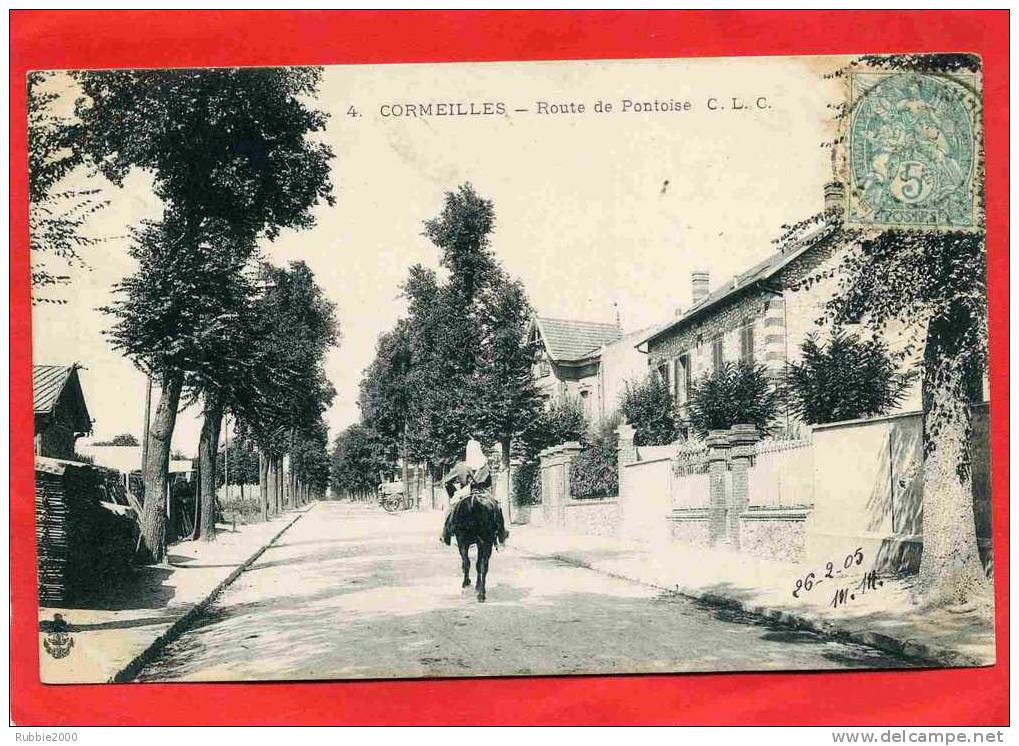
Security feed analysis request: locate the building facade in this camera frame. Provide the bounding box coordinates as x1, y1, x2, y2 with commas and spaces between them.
529, 316, 649, 423
636, 186, 854, 435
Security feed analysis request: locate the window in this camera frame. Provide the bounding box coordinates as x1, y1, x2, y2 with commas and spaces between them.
740, 323, 755, 363
579, 389, 591, 417
711, 336, 724, 373
535, 358, 551, 378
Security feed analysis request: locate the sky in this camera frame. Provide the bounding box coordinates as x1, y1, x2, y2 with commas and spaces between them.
32, 55, 843, 457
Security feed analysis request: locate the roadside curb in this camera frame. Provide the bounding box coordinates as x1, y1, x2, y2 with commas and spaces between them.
109, 508, 309, 683
514, 545, 987, 669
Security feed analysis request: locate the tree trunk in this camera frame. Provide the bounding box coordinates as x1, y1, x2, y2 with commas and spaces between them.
259, 451, 270, 521
401, 423, 410, 509
918, 307, 991, 606
290, 463, 297, 507
501, 435, 512, 525
267, 457, 278, 516
276, 457, 284, 513
196, 392, 225, 542
138, 370, 184, 563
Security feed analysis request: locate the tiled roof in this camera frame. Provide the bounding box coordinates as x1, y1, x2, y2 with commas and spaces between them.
636, 224, 838, 348
533, 317, 623, 363
33, 364, 92, 433
33, 365, 75, 415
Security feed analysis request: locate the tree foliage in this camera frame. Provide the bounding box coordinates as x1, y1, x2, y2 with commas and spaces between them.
330, 424, 388, 496
783, 330, 914, 425
570, 416, 620, 499
520, 397, 588, 458
235, 261, 339, 457
217, 433, 261, 486
359, 184, 543, 476
513, 397, 588, 504
27, 71, 107, 302
71, 66, 336, 559
619, 375, 680, 446
687, 362, 779, 438
93, 433, 141, 447
72, 67, 334, 242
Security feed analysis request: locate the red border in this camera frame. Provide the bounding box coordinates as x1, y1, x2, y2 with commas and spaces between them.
10, 10, 1009, 726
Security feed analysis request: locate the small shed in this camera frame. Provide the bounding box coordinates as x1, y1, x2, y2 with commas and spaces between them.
33, 364, 93, 460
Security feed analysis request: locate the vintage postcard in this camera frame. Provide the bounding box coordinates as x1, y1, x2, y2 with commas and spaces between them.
29, 53, 993, 685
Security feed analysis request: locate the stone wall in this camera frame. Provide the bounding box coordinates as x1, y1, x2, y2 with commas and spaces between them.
807, 406, 992, 574
543, 405, 993, 575
739, 509, 810, 562
669, 509, 711, 547
563, 499, 620, 537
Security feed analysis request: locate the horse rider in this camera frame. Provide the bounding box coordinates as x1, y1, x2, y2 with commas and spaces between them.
440, 436, 509, 546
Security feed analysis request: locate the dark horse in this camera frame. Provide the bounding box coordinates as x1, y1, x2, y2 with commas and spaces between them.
441, 462, 508, 603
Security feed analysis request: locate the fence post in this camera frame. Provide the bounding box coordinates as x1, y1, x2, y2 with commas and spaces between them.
727, 424, 761, 551
706, 430, 731, 546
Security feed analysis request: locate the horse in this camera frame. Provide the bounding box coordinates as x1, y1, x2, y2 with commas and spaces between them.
441, 462, 507, 603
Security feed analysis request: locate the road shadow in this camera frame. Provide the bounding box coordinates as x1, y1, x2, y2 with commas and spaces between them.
136, 535, 921, 682
52, 564, 177, 612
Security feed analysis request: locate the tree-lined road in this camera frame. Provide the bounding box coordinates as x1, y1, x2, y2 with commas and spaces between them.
137, 502, 915, 681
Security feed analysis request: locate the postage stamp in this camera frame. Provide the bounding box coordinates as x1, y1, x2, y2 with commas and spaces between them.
845, 71, 981, 231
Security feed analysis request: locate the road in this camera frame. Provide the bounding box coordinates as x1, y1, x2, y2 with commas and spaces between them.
137, 502, 917, 681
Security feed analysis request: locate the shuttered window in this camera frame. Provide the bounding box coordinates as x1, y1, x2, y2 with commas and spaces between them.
711, 336, 724, 373
740, 323, 755, 363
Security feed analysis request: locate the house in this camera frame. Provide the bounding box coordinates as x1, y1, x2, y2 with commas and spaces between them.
528, 316, 650, 423
635, 182, 885, 431
33, 364, 93, 460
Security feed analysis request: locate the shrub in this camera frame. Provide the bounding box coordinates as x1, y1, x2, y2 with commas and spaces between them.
217, 492, 262, 526
514, 396, 588, 504
619, 374, 679, 446
783, 330, 914, 425
520, 397, 587, 456
512, 460, 542, 506
570, 418, 619, 498
688, 361, 779, 438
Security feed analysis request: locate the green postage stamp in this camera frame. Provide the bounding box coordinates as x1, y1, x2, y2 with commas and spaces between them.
845, 70, 981, 231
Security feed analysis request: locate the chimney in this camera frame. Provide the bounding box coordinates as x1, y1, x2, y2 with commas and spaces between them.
824, 181, 845, 214
691, 270, 710, 306
674, 306, 684, 318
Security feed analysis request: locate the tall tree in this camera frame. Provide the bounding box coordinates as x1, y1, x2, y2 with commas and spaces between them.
470, 278, 545, 472
74, 67, 334, 561
360, 183, 544, 493
358, 321, 413, 488
330, 424, 389, 498
233, 261, 339, 521
815, 54, 989, 606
